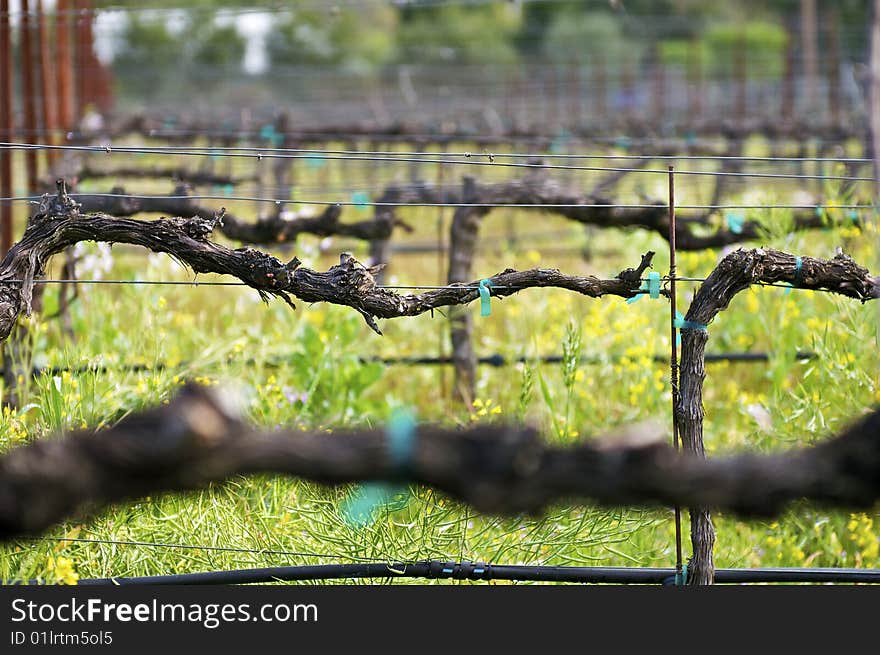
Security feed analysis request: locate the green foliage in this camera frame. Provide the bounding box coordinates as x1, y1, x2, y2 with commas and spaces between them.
703, 21, 789, 78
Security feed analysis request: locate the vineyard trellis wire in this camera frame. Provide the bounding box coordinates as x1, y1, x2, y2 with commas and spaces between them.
1, 0, 879, 589
0, 161, 875, 584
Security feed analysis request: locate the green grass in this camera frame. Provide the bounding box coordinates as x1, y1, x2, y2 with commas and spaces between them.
0, 141, 878, 584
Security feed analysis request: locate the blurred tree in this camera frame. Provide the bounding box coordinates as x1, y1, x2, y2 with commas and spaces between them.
265, 4, 397, 73
192, 24, 245, 69
541, 9, 643, 70
396, 4, 520, 65
110, 15, 180, 97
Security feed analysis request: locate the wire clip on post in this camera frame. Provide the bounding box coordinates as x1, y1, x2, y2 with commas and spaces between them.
625, 271, 661, 304
340, 409, 417, 528
663, 563, 689, 586
479, 279, 494, 317
784, 256, 802, 295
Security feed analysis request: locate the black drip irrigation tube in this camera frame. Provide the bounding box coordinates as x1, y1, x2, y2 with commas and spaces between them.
5, 351, 818, 379
58, 562, 880, 586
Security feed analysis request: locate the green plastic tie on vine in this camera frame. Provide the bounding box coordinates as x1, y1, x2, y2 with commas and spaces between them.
784, 256, 802, 296
625, 271, 660, 304
674, 310, 707, 347
725, 212, 745, 235
306, 156, 326, 170
479, 279, 493, 317
340, 409, 416, 528
222, 184, 233, 197
675, 563, 688, 586
352, 190, 370, 210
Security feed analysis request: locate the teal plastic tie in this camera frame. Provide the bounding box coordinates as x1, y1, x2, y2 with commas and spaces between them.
341, 409, 416, 528
259, 124, 275, 141
784, 256, 802, 295
386, 409, 417, 471
674, 310, 707, 347
675, 563, 688, 586
625, 271, 660, 304
222, 184, 233, 197
550, 130, 570, 154
815, 206, 824, 218
352, 190, 370, 210
479, 279, 493, 317
306, 156, 326, 170
725, 212, 745, 235
615, 136, 631, 151
847, 209, 858, 224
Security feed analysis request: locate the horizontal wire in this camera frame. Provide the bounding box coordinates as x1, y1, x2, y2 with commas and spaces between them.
1, 193, 875, 211
29, 536, 391, 563
1, 143, 871, 181
29, 128, 867, 148
58, 141, 873, 164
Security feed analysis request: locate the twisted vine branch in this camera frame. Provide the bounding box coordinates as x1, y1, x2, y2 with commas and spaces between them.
1, 382, 878, 540
676, 247, 880, 585
0, 181, 653, 342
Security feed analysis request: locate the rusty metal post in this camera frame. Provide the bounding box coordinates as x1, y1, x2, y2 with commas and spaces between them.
35, 0, 57, 170
0, 0, 13, 255
20, 0, 39, 192
74, 0, 89, 121
36, 0, 57, 168
56, 0, 74, 133
668, 165, 683, 584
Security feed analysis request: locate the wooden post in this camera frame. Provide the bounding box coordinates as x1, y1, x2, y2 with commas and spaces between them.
447, 177, 489, 405
56, 0, 75, 133
36, 0, 57, 168
0, 0, 13, 255
20, 0, 39, 193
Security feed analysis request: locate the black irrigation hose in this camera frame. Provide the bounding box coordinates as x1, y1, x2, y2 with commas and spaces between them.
6, 351, 817, 379
63, 562, 880, 586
